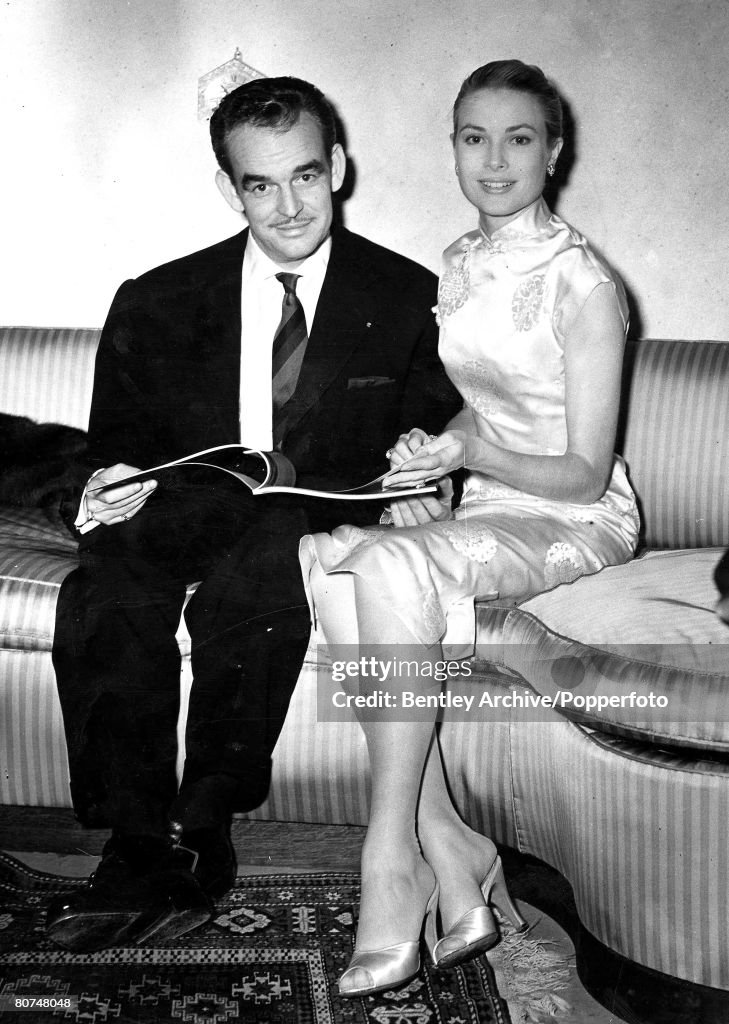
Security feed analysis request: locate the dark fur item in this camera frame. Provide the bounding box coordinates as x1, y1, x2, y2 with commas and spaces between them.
0, 412, 90, 513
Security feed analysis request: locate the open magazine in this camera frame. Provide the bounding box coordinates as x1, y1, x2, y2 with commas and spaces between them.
88, 444, 440, 502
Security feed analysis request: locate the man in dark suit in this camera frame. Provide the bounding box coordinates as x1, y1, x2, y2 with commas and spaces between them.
48, 76, 458, 951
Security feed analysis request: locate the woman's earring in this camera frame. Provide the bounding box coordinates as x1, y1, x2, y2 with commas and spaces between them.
455, 164, 460, 176
547, 163, 556, 177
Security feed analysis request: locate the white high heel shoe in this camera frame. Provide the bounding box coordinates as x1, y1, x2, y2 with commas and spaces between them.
426, 855, 527, 969
338, 884, 439, 998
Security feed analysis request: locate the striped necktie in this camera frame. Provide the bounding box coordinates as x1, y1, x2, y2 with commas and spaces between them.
271, 272, 308, 445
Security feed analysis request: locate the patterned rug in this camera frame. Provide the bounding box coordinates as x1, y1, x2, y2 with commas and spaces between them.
0, 852, 520, 1024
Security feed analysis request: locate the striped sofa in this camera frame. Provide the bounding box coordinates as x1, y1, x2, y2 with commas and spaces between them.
0, 327, 727, 990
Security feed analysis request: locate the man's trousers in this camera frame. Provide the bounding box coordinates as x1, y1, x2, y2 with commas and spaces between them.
52, 473, 315, 835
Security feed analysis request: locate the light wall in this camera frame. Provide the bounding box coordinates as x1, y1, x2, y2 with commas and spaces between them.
1, 0, 727, 338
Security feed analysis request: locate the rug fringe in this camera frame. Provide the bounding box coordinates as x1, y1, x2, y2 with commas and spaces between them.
488, 921, 575, 1023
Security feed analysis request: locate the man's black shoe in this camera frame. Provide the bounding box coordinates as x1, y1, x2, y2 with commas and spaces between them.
180, 825, 237, 899
45, 834, 213, 952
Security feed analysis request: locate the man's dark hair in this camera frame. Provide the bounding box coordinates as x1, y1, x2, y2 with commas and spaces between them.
210, 76, 338, 179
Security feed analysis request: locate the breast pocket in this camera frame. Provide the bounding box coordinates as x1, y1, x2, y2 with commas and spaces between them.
347, 375, 397, 389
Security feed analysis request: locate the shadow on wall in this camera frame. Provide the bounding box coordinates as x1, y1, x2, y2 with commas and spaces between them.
544, 92, 643, 339
330, 103, 356, 232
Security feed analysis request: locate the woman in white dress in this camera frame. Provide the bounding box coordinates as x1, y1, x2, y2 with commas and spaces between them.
300, 60, 639, 998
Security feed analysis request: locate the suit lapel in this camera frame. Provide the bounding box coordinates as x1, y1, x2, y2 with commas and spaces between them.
281, 229, 383, 435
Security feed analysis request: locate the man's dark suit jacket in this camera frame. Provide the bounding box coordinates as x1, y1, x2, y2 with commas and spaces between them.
86, 225, 459, 522
55, 225, 460, 826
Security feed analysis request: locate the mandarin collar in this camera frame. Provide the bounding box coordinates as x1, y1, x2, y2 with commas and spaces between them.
477, 197, 552, 251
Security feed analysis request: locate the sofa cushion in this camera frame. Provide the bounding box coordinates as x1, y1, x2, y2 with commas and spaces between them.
476, 548, 729, 752
0, 506, 79, 652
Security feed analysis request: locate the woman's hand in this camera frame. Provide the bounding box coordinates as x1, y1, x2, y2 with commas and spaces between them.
384, 430, 467, 488
384, 428, 434, 470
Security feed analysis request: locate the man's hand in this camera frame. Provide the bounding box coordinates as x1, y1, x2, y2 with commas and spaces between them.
388, 476, 454, 527
86, 465, 157, 526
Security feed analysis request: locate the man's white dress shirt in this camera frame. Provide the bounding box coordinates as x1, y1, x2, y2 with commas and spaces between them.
239, 233, 330, 450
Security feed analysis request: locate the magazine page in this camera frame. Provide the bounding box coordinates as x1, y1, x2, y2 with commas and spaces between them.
88, 445, 440, 502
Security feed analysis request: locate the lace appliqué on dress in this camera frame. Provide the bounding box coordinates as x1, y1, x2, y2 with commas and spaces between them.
421, 587, 446, 640
544, 542, 585, 588
453, 360, 504, 418
512, 274, 545, 332
566, 506, 596, 523
437, 250, 471, 321
469, 478, 519, 500
337, 526, 386, 557
482, 481, 518, 499
438, 520, 498, 565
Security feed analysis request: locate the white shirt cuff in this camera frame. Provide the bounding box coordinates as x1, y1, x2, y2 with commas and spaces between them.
75, 470, 104, 533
